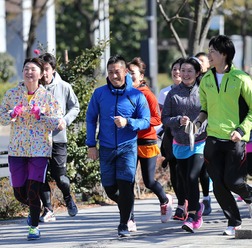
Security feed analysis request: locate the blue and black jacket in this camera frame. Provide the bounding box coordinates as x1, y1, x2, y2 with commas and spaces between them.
86, 74, 150, 148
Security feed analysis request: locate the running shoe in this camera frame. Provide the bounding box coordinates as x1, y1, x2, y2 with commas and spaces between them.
118, 223, 130, 237
223, 225, 241, 236
127, 220, 137, 232
173, 207, 187, 221
182, 216, 194, 233
65, 196, 78, 217
236, 195, 243, 202
39, 208, 56, 222
160, 194, 173, 223
193, 202, 204, 229
27, 226, 41, 240
202, 197, 212, 216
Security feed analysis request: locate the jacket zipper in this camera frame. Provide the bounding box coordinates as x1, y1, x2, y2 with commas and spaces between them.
115, 94, 119, 149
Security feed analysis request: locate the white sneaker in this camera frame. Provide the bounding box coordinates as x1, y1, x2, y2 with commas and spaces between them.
160, 194, 173, 223
248, 203, 252, 218
39, 208, 56, 222
127, 220, 137, 232
223, 225, 241, 236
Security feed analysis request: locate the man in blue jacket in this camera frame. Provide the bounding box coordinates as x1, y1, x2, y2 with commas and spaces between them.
86, 55, 150, 237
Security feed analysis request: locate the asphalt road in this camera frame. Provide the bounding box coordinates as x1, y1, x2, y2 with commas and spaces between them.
0, 192, 252, 248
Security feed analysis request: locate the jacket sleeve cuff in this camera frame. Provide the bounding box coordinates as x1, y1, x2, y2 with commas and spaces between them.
235, 127, 245, 137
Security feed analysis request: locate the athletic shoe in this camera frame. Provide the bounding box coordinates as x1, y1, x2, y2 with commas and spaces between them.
39, 208, 56, 222
197, 202, 205, 219
182, 216, 194, 233
223, 225, 241, 236
65, 196, 78, 217
118, 223, 130, 237
193, 202, 205, 229
160, 194, 173, 223
248, 203, 252, 218
27, 214, 32, 226
127, 220, 137, 232
173, 207, 187, 221
27, 226, 40, 240
236, 195, 243, 202
202, 197, 212, 216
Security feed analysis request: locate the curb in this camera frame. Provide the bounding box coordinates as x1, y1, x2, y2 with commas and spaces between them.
235, 229, 252, 239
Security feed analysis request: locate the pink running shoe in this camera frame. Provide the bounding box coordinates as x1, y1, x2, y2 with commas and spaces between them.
160, 194, 173, 223
236, 196, 243, 202
193, 202, 205, 229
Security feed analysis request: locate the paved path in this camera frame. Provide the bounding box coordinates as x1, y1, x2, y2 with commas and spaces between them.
0, 192, 252, 248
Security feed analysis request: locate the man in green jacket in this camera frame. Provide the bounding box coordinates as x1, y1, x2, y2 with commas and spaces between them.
196, 35, 252, 236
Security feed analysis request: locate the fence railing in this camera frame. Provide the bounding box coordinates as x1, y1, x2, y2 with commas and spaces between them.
0, 150, 9, 178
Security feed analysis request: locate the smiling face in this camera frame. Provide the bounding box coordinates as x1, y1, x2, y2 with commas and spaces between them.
107, 62, 128, 88
23, 62, 43, 88
128, 64, 144, 88
171, 62, 182, 85
180, 63, 200, 87
208, 45, 227, 69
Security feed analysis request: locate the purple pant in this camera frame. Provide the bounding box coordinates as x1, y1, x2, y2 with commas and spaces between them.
8, 156, 48, 187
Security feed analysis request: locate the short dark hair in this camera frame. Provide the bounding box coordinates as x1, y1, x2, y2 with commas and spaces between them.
209, 35, 235, 67
171, 57, 185, 70
181, 57, 202, 74
23, 57, 44, 72
195, 52, 207, 58
39, 52, 57, 70
107, 55, 127, 69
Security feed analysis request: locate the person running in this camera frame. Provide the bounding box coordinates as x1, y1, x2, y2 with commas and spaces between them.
0, 57, 62, 240
86, 55, 150, 237
38, 53, 80, 221
158, 58, 188, 221
127, 57, 173, 230
195, 52, 212, 216
197, 35, 252, 236
162, 57, 206, 233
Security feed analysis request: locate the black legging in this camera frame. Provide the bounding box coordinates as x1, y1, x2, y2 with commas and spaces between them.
200, 162, 210, 197
247, 152, 252, 176
205, 137, 252, 226
14, 179, 41, 227
139, 155, 168, 204
177, 154, 204, 212
104, 179, 134, 225
161, 127, 186, 205
40, 143, 71, 210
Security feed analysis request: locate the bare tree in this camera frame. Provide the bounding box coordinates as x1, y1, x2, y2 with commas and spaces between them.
26, 0, 49, 58
157, 0, 224, 57
5, 0, 50, 58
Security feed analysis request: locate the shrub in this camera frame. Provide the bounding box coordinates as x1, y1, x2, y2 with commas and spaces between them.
57, 41, 109, 197
0, 178, 28, 219
0, 52, 16, 83
0, 82, 16, 103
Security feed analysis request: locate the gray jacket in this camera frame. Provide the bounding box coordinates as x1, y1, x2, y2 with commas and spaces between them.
44, 72, 80, 143
161, 82, 206, 145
